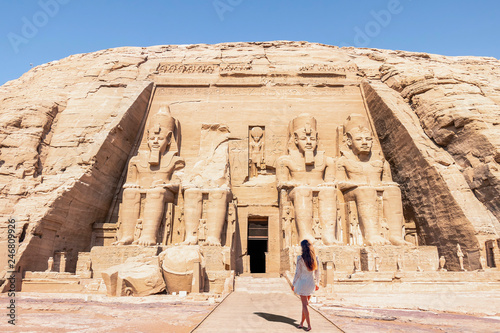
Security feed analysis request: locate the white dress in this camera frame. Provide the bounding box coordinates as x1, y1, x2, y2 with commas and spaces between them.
292, 255, 320, 296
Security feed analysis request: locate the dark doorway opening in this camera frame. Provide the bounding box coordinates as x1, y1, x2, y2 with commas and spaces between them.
248, 218, 268, 273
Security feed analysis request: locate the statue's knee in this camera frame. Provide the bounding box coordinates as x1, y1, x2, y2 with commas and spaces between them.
210, 189, 228, 200
147, 188, 166, 199
296, 187, 312, 197
185, 188, 202, 199
123, 188, 139, 200
384, 186, 401, 198
319, 188, 335, 200
355, 187, 377, 199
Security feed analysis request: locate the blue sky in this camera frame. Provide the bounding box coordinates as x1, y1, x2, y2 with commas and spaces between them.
1, 0, 499, 85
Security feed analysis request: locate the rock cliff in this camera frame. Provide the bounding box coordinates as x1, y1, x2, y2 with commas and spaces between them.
0, 41, 499, 276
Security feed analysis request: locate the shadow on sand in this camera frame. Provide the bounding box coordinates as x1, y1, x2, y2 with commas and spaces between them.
254, 312, 298, 327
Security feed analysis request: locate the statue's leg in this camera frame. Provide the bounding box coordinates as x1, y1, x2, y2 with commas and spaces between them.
290, 187, 314, 242
206, 189, 229, 246
319, 187, 340, 245
383, 186, 412, 246
182, 188, 202, 245
349, 187, 390, 246
113, 188, 140, 245
135, 187, 168, 246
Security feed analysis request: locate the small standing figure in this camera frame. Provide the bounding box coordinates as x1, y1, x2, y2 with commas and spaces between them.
396, 254, 403, 272
46, 257, 54, 272
353, 256, 360, 273
312, 218, 322, 240
479, 255, 487, 271
282, 205, 294, 248
198, 219, 207, 243
438, 256, 447, 271
374, 255, 381, 272
457, 244, 465, 271
249, 127, 265, 178
85, 257, 92, 272
134, 219, 143, 241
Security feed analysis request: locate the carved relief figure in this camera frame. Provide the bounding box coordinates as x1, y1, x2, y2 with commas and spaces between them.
198, 219, 207, 243
46, 257, 54, 272
282, 204, 294, 248
457, 243, 465, 271
249, 126, 265, 178
438, 256, 447, 271
114, 106, 185, 246
337, 114, 411, 246
277, 114, 337, 245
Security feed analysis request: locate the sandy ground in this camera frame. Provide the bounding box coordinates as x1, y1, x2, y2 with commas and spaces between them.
313, 291, 500, 333
1, 291, 500, 332
0, 293, 216, 333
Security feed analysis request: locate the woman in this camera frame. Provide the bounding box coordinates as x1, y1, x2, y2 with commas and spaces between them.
292, 239, 320, 331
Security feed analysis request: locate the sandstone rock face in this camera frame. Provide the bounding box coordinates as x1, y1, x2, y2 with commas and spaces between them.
1, 41, 499, 278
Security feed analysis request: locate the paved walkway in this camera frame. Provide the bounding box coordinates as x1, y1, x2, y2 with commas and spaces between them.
193, 276, 342, 333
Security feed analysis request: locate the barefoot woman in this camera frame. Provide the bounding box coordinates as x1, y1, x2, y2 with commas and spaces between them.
292, 239, 320, 331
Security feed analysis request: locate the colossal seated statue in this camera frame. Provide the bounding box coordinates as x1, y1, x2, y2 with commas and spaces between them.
276, 113, 337, 245
337, 114, 411, 246
182, 123, 232, 246
113, 106, 185, 246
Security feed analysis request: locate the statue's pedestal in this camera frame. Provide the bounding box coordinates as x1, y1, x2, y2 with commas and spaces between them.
285, 245, 439, 275
200, 245, 232, 294
360, 246, 439, 272
90, 245, 164, 278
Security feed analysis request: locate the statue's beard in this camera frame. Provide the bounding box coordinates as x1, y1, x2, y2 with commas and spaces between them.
304, 150, 314, 165
148, 148, 161, 165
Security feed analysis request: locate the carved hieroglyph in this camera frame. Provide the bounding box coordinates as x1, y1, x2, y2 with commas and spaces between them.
276, 113, 337, 245
337, 114, 411, 246
182, 124, 232, 246
114, 106, 185, 246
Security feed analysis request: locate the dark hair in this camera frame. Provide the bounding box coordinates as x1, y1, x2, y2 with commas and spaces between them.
300, 239, 317, 271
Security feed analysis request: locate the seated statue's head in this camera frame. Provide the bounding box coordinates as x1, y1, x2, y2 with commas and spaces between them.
147, 106, 175, 165
289, 114, 318, 164
344, 114, 373, 156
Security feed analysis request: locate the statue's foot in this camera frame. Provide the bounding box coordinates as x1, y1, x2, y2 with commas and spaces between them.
389, 236, 415, 246
134, 236, 156, 246
206, 236, 221, 246
365, 235, 391, 246
322, 237, 343, 246
112, 236, 134, 246
182, 236, 198, 245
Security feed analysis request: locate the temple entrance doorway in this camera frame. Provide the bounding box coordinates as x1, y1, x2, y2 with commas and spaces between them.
248, 218, 268, 273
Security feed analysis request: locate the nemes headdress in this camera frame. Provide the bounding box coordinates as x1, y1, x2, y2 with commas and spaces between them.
150, 105, 176, 134
343, 113, 371, 137
289, 113, 317, 135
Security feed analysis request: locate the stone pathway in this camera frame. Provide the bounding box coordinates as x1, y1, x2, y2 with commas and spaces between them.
192, 276, 342, 332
